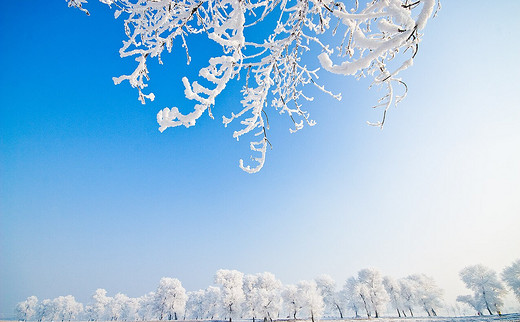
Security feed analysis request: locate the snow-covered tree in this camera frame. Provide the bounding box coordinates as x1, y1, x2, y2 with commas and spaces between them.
456, 294, 484, 316
315, 274, 343, 318
296, 280, 324, 322
36, 299, 57, 322
185, 290, 204, 320
459, 264, 506, 315
67, 0, 438, 172
398, 278, 416, 317
153, 277, 188, 320
251, 272, 282, 322
137, 292, 155, 321
201, 286, 221, 320
242, 274, 259, 321
53, 296, 83, 322
241, 273, 282, 321
106, 293, 126, 321
106, 293, 138, 321
340, 277, 363, 318
407, 274, 443, 317
357, 268, 389, 318
215, 269, 245, 322
16, 296, 39, 321
502, 259, 520, 303
185, 287, 222, 320
383, 276, 405, 317
281, 285, 301, 319
86, 289, 111, 321
122, 296, 140, 321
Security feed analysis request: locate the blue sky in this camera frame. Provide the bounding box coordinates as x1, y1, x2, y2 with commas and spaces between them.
1, 0, 520, 318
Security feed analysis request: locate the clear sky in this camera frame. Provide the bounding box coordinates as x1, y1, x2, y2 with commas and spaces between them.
1, 0, 520, 319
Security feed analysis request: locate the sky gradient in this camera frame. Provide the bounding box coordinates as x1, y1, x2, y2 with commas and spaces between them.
1, 0, 520, 318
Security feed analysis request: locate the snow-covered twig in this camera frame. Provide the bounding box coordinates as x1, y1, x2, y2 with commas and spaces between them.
67, 0, 438, 172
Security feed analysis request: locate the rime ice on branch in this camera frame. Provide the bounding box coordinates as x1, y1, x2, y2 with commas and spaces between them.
68, 0, 439, 172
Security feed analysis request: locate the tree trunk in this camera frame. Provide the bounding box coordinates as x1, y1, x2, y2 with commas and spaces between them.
361, 295, 370, 318
409, 308, 413, 317
431, 308, 437, 316
396, 309, 401, 317
371, 298, 378, 318
335, 304, 343, 319
483, 289, 493, 315
310, 310, 314, 322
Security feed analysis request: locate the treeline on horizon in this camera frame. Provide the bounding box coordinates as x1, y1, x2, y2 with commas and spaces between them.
15, 260, 520, 322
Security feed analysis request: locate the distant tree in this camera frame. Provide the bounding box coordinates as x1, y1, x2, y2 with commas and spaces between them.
184, 287, 221, 320
122, 296, 140, 321
315, 274, 343, 318
153, 277, 188, 320
185, 290, 205, 320
340, 277, 363, 318
398, 278, 416, 317
357, 268, 389, 318
502, 259, 520, 303
407, 274, 443, 317
87, 289, 111, 321
281, 285, 300, 319
251, 272, 282, 322
53, 296, 83, 322
456, 294, 484, 316
35, 299, 57, 322
107, 293, 138, 321
106, 293, 126, 320
296, 280, 324, 322
137, 292, 155, 321
67, 0, 438, 173
16, 296, 38, 321
459, 264, 506, 315
383, 276, 405, 317
201, 286, 221, 320
84, 305, 94, 321
215, 269, 245, 322
242, 274, 259, 321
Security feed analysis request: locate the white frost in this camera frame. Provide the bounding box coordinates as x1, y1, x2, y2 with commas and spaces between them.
67, 0, 438, 172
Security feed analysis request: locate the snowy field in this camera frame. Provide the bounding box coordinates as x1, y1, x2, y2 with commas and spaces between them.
253, 316, 520, 322
338, 313, 520, 321
225, 316, 520, 322
3, 316, 520, 322
92, 316, 520, 322
308, 316, 520, 322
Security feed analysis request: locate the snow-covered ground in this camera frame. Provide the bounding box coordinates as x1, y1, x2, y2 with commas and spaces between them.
315, 314, 520, 322
3, 318, 519, 322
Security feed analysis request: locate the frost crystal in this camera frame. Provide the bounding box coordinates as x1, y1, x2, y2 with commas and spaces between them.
68, 0, 439, 172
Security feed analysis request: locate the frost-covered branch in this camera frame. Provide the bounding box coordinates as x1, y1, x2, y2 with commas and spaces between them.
67, 0, 438, 172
